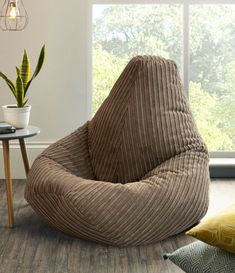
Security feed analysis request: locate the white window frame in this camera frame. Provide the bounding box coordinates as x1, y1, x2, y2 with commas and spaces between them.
88, 0, 235, 158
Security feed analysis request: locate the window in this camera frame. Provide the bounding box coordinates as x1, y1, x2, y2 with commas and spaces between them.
189, 4, 235, 152
92, 4, 183, 113
92, 1, 235, 154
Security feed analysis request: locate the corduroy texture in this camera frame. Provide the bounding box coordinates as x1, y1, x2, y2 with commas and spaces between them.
25, 56, 210, 246
89, 56, 207, 183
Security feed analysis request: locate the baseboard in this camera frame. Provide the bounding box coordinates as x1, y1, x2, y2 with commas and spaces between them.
0, 141, 52, 179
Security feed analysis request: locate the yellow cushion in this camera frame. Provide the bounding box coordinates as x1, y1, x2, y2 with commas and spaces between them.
186, 203, 235, 254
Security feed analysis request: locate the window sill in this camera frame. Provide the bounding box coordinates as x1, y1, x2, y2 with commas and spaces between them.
209, 158, 235, 178
209, 158, 235, 166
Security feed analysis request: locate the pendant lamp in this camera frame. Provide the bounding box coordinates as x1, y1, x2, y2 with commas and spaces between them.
0, 0, 28, 31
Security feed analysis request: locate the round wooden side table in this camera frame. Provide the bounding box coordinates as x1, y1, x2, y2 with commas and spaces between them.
0, 125, 40, 228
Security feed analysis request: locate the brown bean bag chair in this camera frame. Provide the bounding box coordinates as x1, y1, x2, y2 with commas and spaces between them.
25, 56, 210, 246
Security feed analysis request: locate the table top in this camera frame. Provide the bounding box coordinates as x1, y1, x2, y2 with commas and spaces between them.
0, 126, 40, 140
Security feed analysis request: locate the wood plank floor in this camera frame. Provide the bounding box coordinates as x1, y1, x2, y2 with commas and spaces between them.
0, 179, 234, 273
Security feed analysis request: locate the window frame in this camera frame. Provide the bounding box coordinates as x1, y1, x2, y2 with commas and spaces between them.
88, 0, 235, 159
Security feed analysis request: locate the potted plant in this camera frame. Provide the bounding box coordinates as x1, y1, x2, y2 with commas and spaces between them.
0, 45, 45, 128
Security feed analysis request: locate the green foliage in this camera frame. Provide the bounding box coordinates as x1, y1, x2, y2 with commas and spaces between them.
15, 74, 24, 107
20, 50, 30, 89
0, 45, 46, 107
0, 71, 16, 99
189, 5, 235, 98
189, 82, 234, 151
94, 5, 182, 69
25, 45, 46, 95
93, 43, 127, 113
214, 61, 235, 149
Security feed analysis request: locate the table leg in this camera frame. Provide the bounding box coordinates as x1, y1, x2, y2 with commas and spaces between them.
2, 140, 14, 228
19, 139, 30, 176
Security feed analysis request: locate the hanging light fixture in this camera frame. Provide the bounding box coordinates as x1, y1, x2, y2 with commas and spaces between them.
0, 0, 28, 31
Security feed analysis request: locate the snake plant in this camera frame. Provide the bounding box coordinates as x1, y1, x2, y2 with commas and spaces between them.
0, 45, 46, 107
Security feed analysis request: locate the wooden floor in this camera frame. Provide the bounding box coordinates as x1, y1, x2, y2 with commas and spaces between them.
0, 179, 235, 273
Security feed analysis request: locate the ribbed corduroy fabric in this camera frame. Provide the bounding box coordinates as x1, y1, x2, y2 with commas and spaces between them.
25, 56, 210, 246
89, 56, 207, 183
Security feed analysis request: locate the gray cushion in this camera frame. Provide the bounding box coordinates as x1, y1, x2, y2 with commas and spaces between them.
164, 241, 235, 273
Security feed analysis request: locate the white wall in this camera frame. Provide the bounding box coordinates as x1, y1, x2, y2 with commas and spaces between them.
0, 0, 90, 178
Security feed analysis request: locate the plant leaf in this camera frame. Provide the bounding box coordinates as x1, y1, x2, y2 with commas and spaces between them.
16, 75, 24, 107
23, 99, 28, 107
25, 45, 45, 94
20, 49, 30, 90
0, 71, 17, 99
16, 66, 21, 76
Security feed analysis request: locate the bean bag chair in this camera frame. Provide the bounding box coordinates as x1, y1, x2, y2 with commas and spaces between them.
25, 56, 210, 246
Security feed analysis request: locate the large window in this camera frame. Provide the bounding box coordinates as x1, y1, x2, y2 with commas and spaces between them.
189, 5, 235, 152
92, 1, 235, 153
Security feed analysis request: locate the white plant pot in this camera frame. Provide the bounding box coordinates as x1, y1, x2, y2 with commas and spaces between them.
2, 105, 31, 129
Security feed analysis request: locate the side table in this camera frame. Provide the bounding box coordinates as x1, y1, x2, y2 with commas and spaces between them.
0, 125, 40, 228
